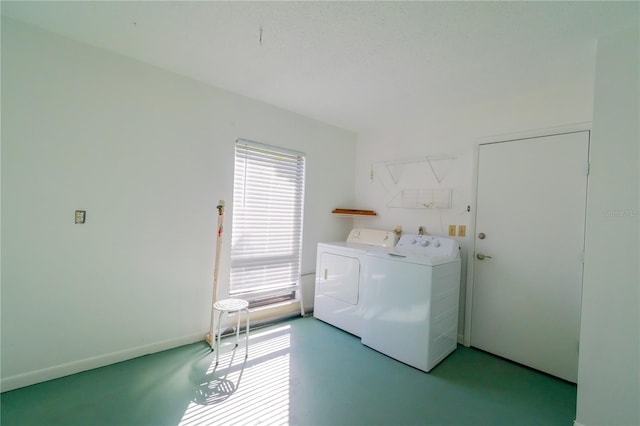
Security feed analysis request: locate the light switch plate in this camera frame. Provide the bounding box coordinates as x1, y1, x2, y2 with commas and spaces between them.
75, 210, 86, 224
458, 225, 466, 237
448, 225, 456, 236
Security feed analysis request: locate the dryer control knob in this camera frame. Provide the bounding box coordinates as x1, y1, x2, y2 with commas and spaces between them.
433, 240, 441, 247
421, 240, 429, 247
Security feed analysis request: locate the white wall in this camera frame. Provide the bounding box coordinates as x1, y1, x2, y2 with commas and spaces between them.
576, 26, 639, 426
354, 72, 596, 339
354, 24, 639, 426
1, 18, 356, 391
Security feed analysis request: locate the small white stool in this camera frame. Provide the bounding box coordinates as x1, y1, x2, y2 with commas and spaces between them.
213, 298, 250, 365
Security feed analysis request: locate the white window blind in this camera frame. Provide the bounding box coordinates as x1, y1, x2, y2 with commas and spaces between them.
230, 139, 306, 305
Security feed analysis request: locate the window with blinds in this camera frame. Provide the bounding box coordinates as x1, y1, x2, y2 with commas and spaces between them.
229, 139, 306, 307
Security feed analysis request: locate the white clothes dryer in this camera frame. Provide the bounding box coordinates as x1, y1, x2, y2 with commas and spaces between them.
314, 229, 398, 337
362, 234, 461, 372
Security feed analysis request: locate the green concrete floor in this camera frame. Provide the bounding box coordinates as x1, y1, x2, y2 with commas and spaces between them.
1, 316, 576, 426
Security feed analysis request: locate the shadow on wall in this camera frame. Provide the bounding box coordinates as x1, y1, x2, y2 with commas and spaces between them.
300, 272, 316, 314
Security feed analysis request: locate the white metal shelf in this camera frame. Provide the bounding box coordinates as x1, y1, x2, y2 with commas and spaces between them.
382, 154, 455, 184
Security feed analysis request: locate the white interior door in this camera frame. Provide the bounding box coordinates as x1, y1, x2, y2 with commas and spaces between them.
471, 131, 589, 383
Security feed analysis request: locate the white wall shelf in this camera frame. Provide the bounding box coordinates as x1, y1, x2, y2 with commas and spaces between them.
386, 188, 453, 209
382, 154, 455, 184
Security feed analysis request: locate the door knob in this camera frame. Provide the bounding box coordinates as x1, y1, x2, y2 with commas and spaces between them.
478, 232, 486, 239
476, 253, 492, 260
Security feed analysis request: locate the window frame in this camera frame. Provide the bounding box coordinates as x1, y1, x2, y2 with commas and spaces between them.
229, 139, 306, 308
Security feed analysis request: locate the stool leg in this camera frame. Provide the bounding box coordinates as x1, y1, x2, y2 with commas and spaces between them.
244, 308, 250, 359
216, 310, 224, 365
235, 310, 241, 347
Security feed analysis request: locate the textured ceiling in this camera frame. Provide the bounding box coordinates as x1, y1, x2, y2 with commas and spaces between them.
2, 1, 638, 134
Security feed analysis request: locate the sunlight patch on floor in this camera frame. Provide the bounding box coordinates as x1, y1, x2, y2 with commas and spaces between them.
179, 324, 292, 425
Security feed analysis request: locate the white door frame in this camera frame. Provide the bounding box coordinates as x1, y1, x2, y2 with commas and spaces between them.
463, 122, 592, 347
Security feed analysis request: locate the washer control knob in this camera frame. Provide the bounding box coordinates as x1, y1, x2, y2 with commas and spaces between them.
433, 240, 441, 247
421, 240, 429, 247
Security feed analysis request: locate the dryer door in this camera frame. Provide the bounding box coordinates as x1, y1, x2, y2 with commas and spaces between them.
317, 253, 360, 304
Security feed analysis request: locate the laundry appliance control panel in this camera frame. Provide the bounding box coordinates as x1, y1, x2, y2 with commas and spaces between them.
394, 234, 460, 260
346, 228, 398, 248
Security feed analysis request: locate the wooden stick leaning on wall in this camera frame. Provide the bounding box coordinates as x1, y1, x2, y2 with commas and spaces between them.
206, 200, 225, 348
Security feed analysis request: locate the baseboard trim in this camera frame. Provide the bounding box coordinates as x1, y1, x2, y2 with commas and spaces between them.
3, 303, 306, 392
1, 332, 205, 392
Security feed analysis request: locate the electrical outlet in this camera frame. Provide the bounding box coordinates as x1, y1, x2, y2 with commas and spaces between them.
458, 225, 466, 237
75, 210, 86, 224
448, 225, 456, 236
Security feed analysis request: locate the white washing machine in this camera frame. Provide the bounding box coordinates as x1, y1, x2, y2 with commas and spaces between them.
314, 228, 398, 337
361, 234, 461, 372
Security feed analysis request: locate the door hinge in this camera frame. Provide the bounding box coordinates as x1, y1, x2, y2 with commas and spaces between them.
586, 162, 591, 176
